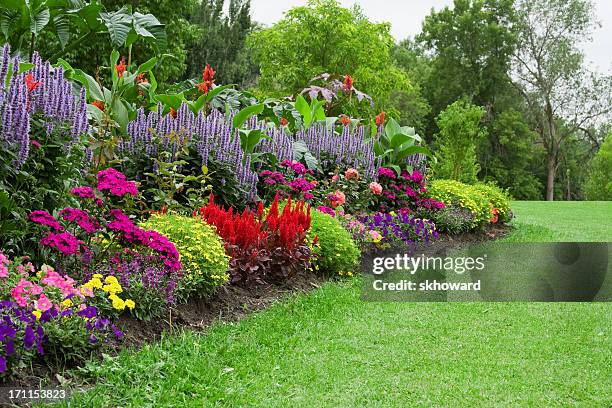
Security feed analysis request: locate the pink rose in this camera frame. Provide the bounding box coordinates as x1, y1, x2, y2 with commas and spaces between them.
332, 175, 339, 183
335, 191, 346, 205
345, 168, 359, 180
369, 182, 383, 195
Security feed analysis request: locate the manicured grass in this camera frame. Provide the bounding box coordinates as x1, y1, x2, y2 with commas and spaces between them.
509, 201, 612, 241
56, 202, 612, 407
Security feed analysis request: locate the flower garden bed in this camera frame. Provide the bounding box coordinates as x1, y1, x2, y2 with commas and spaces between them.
0, 45, 513, 393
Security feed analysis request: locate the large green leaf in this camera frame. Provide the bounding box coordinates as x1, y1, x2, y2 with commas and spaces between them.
136, 57, 157, 74
53, 13, 70, 48
294, 95, 311, 127
395, 146, 434, 162
111, 98, 129, 132
30, 6, 50, 36
100, 6, 131, 48
384, 118, 402, 140
155, 93, 184, 110
232, 103, 264, 129
132, 12, 166, 50
390, 133, 414, 149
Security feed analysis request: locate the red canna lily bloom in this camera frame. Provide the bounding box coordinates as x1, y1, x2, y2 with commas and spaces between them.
196, 81, 209, 94
343, 75, 353, 92
25, 74, 42, 93
115, 57, 126, 78
375, 111, 385, 126
136, 72, 148, 85
202, 64, 216, 83
91, 100, 105, 112
280, 117, 288, 126
170, 108, 178, 118
340, 115, 350, 126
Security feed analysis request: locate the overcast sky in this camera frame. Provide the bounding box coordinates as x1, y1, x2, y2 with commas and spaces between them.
250, 0, 612, 73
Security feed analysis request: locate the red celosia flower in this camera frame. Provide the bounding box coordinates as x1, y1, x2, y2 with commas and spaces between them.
343, 75, 353, 92
280, 117, 288, 126
375, 111, 385, 126
91, 100, 105, 112
25, 74, 42, 93
115, 57, 126, 78
340, 115, 350, 126
170, 108, 178, 118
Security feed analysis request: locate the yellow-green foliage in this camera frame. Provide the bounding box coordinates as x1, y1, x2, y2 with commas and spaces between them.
142, 214, 229, 297
426, 179, 511, 227
470, 183, 512, 223
308, 211, 360, 276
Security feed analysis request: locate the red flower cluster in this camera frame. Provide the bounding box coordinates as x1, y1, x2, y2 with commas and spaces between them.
340, 115, 351, 126
115, 57, 126, 78
91, 100, 105, 112
196, 193, 312, 284
376, 111, 385, 126
25, 74, 42, 93
197, 64, 216, 94
343, 75, 353, 92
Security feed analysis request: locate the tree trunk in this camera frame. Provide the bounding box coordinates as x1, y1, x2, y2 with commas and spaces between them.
546, 155, 555, 201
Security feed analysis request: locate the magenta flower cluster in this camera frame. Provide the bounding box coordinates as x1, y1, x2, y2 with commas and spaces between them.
260, 170, 285, 185
108, 210, 181, 272
59, 208, 99, 233
40, 231, 83, 255
70, 186, 96, 199
28, 210, 63, 231
97, 168, 139, 197
280, 160, 312, 176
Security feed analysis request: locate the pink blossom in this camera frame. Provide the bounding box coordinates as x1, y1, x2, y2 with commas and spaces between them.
36, 294, 52, 312
29, 210, 64, 231
369, 182, 383, 195
345, 168, 360, 180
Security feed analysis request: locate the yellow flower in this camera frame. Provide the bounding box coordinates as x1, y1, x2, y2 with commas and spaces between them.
32, 310, 42, 320
87, 277, 103, 289
124, 299, 135, 310
61, 299, 73, 307
104, 275, 118, 285
93, 273, 103, 279
110, 295, 125, 311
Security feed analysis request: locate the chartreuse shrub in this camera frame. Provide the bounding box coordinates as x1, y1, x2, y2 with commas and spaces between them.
141, 214, 229, 299
470, 183, 512, 223
426, 180, 511, 229
308, 211, 360, 276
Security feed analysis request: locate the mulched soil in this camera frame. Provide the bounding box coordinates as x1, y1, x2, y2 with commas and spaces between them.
1, 224, 510, 394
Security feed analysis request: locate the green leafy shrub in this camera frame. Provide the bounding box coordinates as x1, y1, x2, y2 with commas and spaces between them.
307, 210, 360, 276
141, 214, 229, 298
470, 183, 512, 223
422, 205, 475, 235
584, 134, 612, 200
426, 179, 511, 229
433, 100, 487, 184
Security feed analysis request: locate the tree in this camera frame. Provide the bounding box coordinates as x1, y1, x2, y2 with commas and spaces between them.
480, 108, 544, 199
513, 0, 612, 200
417, 0, 518, 118
185, 0, 254, 86
433, 100, 487, 183
248, 0, 410, 115
584, 134, 612, 200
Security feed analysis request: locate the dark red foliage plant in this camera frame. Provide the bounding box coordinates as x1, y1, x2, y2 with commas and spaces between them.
196, 193, 313, 285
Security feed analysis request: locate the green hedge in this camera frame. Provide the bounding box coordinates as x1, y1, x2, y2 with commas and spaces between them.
308, 211, 360, 276
142, 214, 229, 298
426, 179, 511, 228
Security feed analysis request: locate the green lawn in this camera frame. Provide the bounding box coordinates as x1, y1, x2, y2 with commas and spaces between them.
57, 202, 612, 407
508, 201, 612, 242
